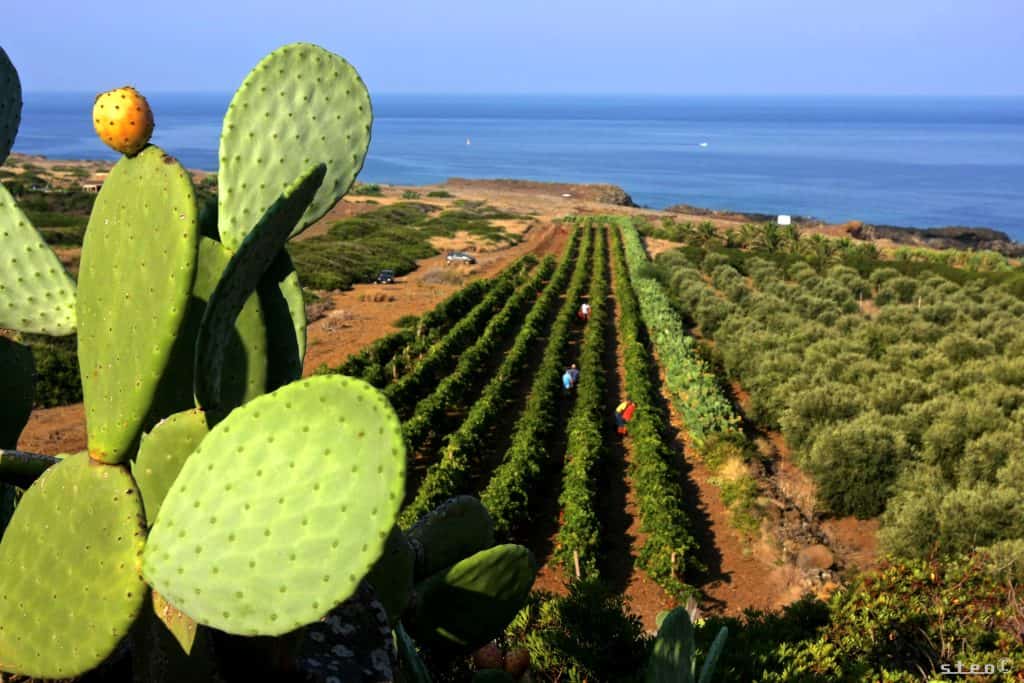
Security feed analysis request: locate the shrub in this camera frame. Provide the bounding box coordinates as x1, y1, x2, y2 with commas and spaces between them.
24, 334, 83, 408
400, 190, 420, 199
780, 382, 865, 453
350, 182, 383, 196
806, 413, 907, 518
426, 190, 453, 198
869, 266, 902, 288
506, 580, 650, 682
875, 276, 919, 305
879, 465, 949, 558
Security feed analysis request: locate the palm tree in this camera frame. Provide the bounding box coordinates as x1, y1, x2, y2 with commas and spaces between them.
780, 224, 802, 254
739, 223, 760, 249
722, 228, 743, 248
802, 233, 839, 271
756, 223, 784, 253
694, 220, 718, 247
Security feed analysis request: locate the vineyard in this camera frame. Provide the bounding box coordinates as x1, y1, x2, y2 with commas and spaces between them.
308, 215, 1024, 680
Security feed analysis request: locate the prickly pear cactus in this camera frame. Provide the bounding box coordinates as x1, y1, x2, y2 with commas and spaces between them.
0, 46, 20, 164
131, 409, 210, 523
151, 590, 200, 656
0, 336, 33, 448
410, 544, 537, 653
190, 237, 270, 408
77, 145, 199, 463
0, 453, 147, 678
218, 42, 372, 250
395, 623, 432, 683
406, 495, 496, 580
142, 375, 405, 636
92, 86, 154, 156
0, 185, 78, 335
260, 251, 307, 389
646, 607, 728, 683
366, 525, 415, 625
194, 163, 324, 411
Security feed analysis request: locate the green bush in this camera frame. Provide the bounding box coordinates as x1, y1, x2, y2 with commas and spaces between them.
23, 334, 82, 408
806, 413, 907, 518
400, 190, 420, 199
288, 201, 517, 291
350, 182, 383, 196
506, 580, 650, 682
426, 190, 453, 198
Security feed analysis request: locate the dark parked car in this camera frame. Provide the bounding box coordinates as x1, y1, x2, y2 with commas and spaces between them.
376, 269, 395, 284
446, 251, 477, 265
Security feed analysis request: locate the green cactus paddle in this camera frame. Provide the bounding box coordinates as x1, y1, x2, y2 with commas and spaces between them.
0, 185, 77, 336
259, 250, 306, 390
410, 544, 537, 653
406, 495, 495, 580
194, 164, 324, 411
0, 336, 33, 449
142, 375, 405, 636
366, 525, 414, 626
132, 409, 210, 524
218, 42, 372, 250
0, 453, 147, 678
77, 145, 199, 463
0, 46, 20, 165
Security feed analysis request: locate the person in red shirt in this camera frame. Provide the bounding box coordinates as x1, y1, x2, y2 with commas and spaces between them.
614, 399, 636, 435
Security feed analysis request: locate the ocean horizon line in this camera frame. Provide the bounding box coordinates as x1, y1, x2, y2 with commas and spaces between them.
20, 91, 1024, 99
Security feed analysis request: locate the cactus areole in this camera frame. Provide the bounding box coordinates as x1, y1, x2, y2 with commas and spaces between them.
92, 86, 154, 156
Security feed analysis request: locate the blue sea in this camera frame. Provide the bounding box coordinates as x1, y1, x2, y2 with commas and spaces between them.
13, 93, 1024, 241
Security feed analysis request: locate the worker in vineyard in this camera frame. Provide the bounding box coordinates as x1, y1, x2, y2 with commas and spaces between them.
568, 363, 580, 386
562, 367, 575, 394
614, 399, 636, 435
579, 300, 591, 322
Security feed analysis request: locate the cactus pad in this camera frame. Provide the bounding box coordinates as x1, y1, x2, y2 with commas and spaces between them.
410, 544, 537, 652
151, 590, 198, 656
131, 409, 209, 524
0, 450, 60, 489
406, 495, 495, 580
194, 164, 323, 410
193, 237, 269, 411
260, 251, 306, 390
78, 145, 199, 463
395, 623, 432, 683
0, 337, 33, 448
218, 43, 372, 249
0, 184, 77, 335
0, 47, 20, 165
366, 525, 414, 625
142, 375, 406, 636
294, 582, 396, 682
0, 453, 147, 678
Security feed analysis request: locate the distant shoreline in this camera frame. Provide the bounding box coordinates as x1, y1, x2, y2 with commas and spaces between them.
3, 152, 1021, 255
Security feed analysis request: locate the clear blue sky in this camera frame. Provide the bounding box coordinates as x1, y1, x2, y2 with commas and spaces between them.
6, 0, 1023, 95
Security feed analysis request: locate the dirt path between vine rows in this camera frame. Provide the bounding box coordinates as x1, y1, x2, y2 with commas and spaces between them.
599, 232, 674, 633
653, 364, 788, 617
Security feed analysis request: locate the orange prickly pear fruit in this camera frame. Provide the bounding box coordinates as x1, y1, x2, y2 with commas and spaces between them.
92, 86, 154, 156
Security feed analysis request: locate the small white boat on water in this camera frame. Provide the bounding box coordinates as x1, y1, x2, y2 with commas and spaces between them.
699, 142, 709, 148
466, 138, 471, 145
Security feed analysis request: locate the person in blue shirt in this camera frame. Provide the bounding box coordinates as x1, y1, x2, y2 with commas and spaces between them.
563, 364, 579, 394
